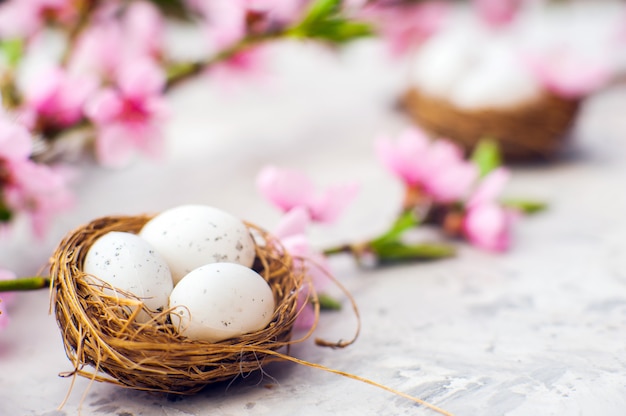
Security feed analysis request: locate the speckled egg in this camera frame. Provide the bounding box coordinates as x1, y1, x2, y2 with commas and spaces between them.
83, 231, 174, 323
169, 263, 275, 342
139, 204, 256, 285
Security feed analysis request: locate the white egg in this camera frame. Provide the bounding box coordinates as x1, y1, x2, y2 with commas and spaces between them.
83, 231, 174, 323
169, 263, 275, 342
139, 205, 256, 285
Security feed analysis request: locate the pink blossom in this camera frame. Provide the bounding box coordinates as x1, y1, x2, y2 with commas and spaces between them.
419, 141, 479, 203
0, 118, 32, 161
207, 48, 269, 91
273, 207, 331, 291
0, 0, 77, 38
4, 161, 75, 237
85, 60, 168, 167
191, 0, 248, 48
293, 289, 316, 331
0, 269, 17, 330
123, 1, 165, 58
23, 66, 97, 129
0, 117, 73, 237
524, 51, 612, 99
272, 207, 332, 330
68, 18, 124, 80
463, 202, 516, 252
471, 0, 524, 28
376, 127, 478, 204
68, 2, 163, 79
466, 167, 510, 207
361, 1, 449, 55
462, 168, 517, 252
257, 165, 359, 223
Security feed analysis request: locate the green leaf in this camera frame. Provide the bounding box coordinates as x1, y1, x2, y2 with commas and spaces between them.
288, 0, 374, 43
372, 240, 456, 263
318, 293, 342, 310
0, 38, 23, 68
301, 0, 342, 26
307, 20, 373, 43
370, 210, 420, 251
471, 138, 501, 177
501, 198, 547, 214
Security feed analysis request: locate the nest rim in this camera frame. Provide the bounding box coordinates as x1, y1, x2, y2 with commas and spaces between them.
50, 214, 307, 394
401, 87, 582, 161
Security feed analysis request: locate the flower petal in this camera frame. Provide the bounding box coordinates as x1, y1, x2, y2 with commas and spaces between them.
256, 165, 315, 213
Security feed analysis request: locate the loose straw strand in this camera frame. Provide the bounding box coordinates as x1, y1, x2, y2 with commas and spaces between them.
296, 255, 361, 349
252, 348, 455, 416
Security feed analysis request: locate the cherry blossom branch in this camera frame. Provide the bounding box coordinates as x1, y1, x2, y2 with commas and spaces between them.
165, 0, 372, 91
165, 32, 283, 91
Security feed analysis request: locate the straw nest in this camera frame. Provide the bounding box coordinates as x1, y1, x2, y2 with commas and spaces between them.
401, 87, 581, 161
50, 214, 306, 394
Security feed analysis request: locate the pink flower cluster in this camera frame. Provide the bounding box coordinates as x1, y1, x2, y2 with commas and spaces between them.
0, 1, 173, 246
19, 1, 169, 167
257, 165, 359, 329
376, 127, 478, 204
377, 127, 517, 252
257, 165, 359, 223
0, 116, 73, 237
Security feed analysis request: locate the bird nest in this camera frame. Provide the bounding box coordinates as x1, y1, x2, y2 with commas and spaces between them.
401, 87, 581, 161
50, 214, 306, 394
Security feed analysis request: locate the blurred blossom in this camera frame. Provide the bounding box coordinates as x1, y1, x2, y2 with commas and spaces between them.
68, 17, 125, 79
23, 66, 97, 130
462, 168, 517, 252
69, 1, 164, 79
0, 118, 32, 161
272, 207, 332, 330
0, 0, 77, 38
123, 1, 165, 59
361, 0, 449, 55
257, 165, 359, 223
188, 0, 248, 48
206, 48, 270, 91
376, 127, 478, 204
524, 51, 612, 99
0, 117, 74, 237
471, 0, 524, 28
85, 59, 168, 167
4, 161, 74, 237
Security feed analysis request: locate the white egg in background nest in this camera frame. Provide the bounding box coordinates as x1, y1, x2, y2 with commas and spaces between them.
83, 231, 174, 323
169, 262, 276, 343
139, 205, 257, 285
